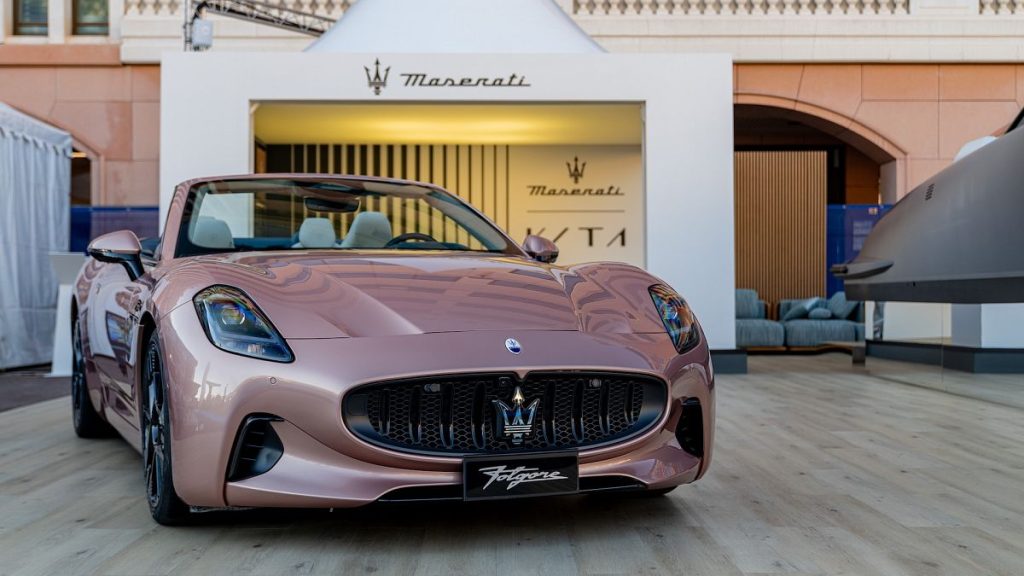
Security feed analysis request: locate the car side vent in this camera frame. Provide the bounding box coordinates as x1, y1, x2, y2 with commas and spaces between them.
925, 183, 935, 201
226, 415, 284, 482
674, 399, 704, 458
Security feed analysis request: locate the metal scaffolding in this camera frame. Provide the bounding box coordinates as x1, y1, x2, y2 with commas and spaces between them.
184, 0, 337, 50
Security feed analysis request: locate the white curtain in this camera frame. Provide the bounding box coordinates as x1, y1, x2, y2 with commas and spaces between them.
0, 103, 72, 370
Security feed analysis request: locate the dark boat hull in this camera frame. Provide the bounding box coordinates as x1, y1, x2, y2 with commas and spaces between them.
836, 121, 1024, 304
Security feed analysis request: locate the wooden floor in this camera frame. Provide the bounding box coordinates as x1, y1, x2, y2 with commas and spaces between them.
0, 366, 68, 413
1, 354, 1023, 576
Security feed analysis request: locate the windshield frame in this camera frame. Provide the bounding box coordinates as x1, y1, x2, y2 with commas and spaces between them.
173, 175, 527, 259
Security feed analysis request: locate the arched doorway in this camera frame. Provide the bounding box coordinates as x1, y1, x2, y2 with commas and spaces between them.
68, 137, 103, 252
70, 148, 93, 206
733, 102, 903, 317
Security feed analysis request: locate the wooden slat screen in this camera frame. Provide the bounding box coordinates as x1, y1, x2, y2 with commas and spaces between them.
734, 150, 827, 316
263, 143, 510, 232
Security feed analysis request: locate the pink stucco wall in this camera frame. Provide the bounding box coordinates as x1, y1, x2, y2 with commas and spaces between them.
0, 46, 159, 206
736, 64, 1022, 199
1, 48, 1021, 207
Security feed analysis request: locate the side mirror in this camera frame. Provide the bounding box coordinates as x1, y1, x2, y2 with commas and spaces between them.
88, 230, 145, 281
522, 235, 559, 264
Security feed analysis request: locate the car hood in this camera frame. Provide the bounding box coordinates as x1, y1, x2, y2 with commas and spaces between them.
162, 252, 589, 339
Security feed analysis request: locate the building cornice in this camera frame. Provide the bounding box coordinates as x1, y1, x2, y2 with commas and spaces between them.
0, 45, 122, 66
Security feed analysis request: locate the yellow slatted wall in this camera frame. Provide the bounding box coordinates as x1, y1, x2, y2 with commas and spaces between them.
262, 144, 511, 240
734, 150, 827, 315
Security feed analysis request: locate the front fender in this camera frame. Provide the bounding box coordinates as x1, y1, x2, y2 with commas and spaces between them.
566, 262, 669, 335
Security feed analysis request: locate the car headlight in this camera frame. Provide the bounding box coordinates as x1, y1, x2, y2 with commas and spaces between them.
193, 285, 294, 362
649, 284, 700, 354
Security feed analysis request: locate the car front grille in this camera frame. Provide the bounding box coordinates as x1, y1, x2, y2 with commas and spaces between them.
343, 372, 667, 456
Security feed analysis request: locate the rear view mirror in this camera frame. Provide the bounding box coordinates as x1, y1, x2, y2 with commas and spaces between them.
523, 235, 559, 264
304, 196, 360, 213
88, 230, 144, 281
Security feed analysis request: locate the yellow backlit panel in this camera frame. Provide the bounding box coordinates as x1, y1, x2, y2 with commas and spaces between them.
253, 103, 642, 145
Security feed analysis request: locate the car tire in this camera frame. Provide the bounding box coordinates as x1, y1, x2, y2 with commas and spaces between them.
141, 334, 191, 525
71, 320, 114, 438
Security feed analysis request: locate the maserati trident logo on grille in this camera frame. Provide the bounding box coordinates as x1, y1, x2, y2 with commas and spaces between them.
504, 338, 522, 354
493, 386, 539, 445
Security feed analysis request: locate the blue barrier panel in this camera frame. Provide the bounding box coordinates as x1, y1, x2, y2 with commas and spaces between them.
70, 206, 160, 254
826, 204, 891, 297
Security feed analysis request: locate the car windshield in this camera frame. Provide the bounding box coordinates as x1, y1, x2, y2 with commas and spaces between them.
176, 178, 517, 257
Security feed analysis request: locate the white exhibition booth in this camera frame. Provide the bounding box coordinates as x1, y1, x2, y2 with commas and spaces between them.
159, 0, 737, 350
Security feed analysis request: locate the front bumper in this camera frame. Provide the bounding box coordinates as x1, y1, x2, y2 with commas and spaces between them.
159, 304, 715, 508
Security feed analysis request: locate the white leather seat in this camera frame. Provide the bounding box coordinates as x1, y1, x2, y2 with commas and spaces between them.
340, 212, 393, 248
193, 217, 235, 249
294, 217, 337, 249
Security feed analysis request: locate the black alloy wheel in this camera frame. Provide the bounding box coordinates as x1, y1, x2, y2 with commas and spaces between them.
141, 335, 190, 525
71, 320, 113, 438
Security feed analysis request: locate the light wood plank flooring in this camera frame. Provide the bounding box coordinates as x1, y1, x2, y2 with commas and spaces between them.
1, 354, 1023, 576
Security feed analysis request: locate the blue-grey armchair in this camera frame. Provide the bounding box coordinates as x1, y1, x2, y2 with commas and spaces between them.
735, 289, 785, 348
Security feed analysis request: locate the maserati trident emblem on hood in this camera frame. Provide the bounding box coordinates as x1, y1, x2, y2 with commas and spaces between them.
493, 386, 539, 445
505, 338, 522, 354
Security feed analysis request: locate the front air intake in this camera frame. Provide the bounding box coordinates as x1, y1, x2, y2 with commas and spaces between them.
226, 415, 284, 482
674, 398, 704, 458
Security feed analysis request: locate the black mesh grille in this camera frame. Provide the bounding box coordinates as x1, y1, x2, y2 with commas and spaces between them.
344, 372, 666, 456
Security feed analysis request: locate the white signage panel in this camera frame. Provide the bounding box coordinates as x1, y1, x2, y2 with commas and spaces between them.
508, 146, 643, 267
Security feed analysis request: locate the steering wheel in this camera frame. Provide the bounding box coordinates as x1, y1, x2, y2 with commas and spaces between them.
385, 232, 439, 247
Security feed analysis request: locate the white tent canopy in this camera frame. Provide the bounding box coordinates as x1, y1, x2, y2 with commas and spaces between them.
305, 0, 603, 54
0, 103, 72, 369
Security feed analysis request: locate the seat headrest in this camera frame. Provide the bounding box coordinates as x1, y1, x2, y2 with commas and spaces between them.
193, 217, 235, 249
341, 212, 393, 248
297, 217, 337, 249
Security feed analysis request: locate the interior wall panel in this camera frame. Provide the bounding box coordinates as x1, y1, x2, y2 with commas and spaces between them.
734, 150, 827, 314
262, 143, 512, 232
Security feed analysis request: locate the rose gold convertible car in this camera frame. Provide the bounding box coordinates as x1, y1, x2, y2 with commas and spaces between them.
72, 175, 715, 524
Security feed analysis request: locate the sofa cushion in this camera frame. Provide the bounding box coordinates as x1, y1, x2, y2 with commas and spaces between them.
736, 318, 785, 348
808, 308, 833, 320
781, 297, 823, 321
827, 291, 859, 320
784, 319, 859, 347
735, 289, 763, 319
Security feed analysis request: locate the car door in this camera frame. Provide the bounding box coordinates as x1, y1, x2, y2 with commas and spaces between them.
86, 245, 157, 433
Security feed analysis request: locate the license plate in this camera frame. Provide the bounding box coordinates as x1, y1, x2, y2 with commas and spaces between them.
463, 451, 579, 501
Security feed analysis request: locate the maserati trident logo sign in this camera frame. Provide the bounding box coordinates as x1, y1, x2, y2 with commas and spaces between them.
365, 59, 390, 95
567, 156, 586, 184
526, 155, 621, 197
493, 386, 539, 445
364, 59, 531, 95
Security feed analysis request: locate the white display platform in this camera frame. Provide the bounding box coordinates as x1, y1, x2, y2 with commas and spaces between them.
47, 252, 86, 377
